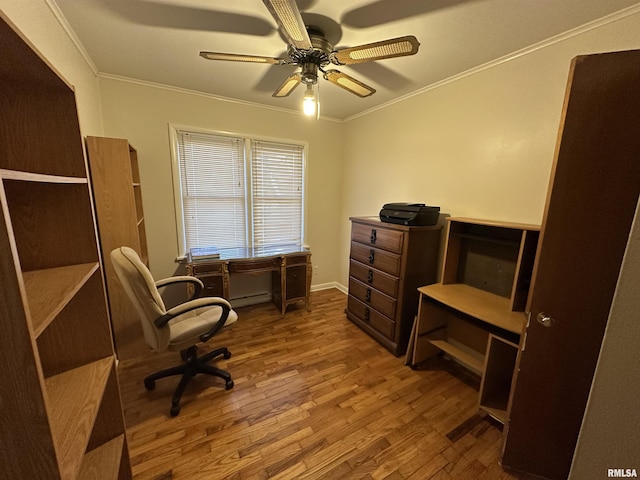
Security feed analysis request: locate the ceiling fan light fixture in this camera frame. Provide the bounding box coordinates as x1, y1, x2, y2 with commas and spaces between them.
300, 62, 318, 84
303, 84, 318, 117
199, 0, 418, 111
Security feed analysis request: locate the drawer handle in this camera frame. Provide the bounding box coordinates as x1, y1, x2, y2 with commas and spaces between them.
368, 249, 375, 264
367, 270, 374, 284
364, 308, 370, 322
370, 229, 377, 244
365, 288, 371, 302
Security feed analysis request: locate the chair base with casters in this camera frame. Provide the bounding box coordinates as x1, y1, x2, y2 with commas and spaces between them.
144, 345, 234, 417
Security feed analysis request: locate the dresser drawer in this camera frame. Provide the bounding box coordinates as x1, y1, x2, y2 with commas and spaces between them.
347, 295, 395, 339
349, 259, 399, 298
350, 242, 401, 276
349, 277, 396, 319
352, 222, 404, 254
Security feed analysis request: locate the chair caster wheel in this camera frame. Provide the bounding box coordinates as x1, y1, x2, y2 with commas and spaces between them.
223, 350, 232, 360
225, 380, 234, 390
144, 379, 155, 390
170, 405, 180, 417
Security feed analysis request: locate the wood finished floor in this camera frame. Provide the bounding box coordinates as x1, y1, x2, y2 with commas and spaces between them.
118, 289, 536, 480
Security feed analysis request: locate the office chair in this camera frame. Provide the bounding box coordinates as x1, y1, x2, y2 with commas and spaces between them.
110, 246, 237, 416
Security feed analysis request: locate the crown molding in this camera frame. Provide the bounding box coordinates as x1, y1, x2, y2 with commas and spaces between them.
96, 73, 343, 122
46, 0, 98, 74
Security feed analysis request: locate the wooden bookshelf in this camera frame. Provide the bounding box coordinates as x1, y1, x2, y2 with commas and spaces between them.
0, 15, 131, 479
86, 136, 149, 359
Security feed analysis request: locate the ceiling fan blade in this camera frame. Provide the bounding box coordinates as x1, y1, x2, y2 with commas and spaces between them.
330, 35, 420, 65
199, 51, 285, 64
261, 0, 312, 50
273, 73, 302, 97
323, 70, 376, 98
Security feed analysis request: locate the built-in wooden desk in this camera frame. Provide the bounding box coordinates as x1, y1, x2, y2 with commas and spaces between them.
186, 244, 312, 317
406, 218, 539, 424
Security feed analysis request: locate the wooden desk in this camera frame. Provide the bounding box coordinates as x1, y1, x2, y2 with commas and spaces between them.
186, 244, 312, 317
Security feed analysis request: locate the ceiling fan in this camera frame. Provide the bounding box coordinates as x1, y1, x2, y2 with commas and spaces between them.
199, 0, 420, 114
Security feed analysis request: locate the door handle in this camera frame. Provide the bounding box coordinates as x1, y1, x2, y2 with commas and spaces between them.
367, 270, 374, 284
365, 288, 371, 302
368, 249, 375, 264
537, 312, 555, 327
370, 229, 377, 244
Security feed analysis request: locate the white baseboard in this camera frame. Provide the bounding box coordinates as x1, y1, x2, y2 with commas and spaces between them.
229, 292, 272, 308
310, 282, 348, 294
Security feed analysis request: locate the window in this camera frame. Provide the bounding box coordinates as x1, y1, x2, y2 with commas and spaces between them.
171, 128, 305, 254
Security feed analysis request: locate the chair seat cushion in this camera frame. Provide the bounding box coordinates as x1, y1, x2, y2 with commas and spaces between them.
167, 306, 238, 351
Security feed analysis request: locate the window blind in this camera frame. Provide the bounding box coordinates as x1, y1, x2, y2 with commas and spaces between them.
174, 129, 305, 254
251, 140, 304, 246
177, 131, 246, 249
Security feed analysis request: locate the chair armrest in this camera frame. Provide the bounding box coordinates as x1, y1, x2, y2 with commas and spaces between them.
155, 297, 232, 342
155, 276, 204, 299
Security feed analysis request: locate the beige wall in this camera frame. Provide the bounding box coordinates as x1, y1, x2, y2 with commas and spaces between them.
339, 10, 640, 288
98, 78, 345, 286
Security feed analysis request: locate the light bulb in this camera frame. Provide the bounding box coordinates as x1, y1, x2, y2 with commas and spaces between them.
303, 84, 316, 116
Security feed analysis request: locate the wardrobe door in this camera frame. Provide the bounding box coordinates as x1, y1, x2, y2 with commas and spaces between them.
502, 50, 640, 480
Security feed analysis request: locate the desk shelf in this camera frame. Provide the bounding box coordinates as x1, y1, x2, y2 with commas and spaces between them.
427, 338, 485, 374
479, 335, 519, 423
419, 283, 525, 335
407, 218, 539, 425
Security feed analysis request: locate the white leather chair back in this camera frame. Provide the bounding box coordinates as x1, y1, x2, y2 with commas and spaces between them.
110, 246, 171, 352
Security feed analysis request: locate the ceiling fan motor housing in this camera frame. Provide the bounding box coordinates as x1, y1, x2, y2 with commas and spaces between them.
289, 26, 333, 84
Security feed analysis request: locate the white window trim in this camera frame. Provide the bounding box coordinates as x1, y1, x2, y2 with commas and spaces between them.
168, 123, 308, 259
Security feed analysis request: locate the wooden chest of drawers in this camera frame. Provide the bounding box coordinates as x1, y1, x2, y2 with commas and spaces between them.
346, 217, 442, 355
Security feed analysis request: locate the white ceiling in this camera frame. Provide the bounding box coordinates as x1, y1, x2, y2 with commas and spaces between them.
52, 0, 640, 120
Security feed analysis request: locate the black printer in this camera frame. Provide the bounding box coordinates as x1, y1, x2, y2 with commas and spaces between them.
379, 203, 440, 226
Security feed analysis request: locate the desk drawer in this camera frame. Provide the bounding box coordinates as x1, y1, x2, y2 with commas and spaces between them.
349, 277, 396, 319
199, 274, 225, 298
189, 261, 224, 275
352, 222, 404, 254
285, 254, 309, 266
347, 295, 395, 339
349, 259, 399, 298
228, 257, 281, 273
350, 242, 401, 276
286, 264, 308, 298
